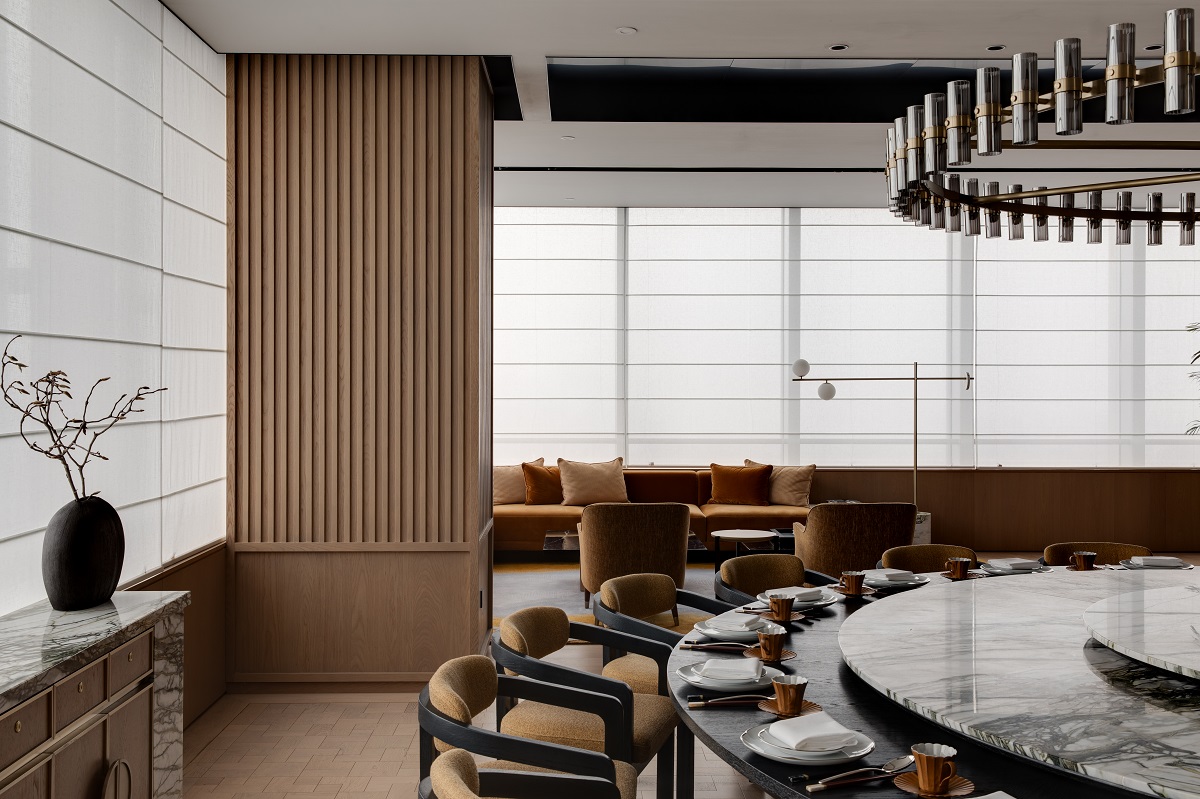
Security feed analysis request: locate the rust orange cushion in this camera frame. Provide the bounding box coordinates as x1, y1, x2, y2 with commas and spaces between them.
522, 462, 564, 505
709, 463, 772, 506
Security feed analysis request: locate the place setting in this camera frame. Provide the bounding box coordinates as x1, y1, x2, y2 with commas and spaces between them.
753, 584, 842, 611
676, 654, 782, 692
1118, 555, 1193, 570
830, 570, 878, 599
740, 704, 876, 767
797, 742, 975, 797
691, 609, 789, 643
980, 557, 1051, 576
864, 567, 931, 591
941, 557, 988, 581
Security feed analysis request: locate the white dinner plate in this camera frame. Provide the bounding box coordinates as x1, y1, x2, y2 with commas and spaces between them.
980, 563, 1052, 576
864, 575, 931, 590
755, 590, 840, 609
692, 618, 781, 642
676, 662, 781, 691
739, 724, 875, 765
1120, 559, 1194, 570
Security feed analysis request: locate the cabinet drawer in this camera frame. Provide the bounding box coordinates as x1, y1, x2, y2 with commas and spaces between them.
0, 757, 50, 799
108, 632, 152, 698
0, 694, 50, 774
53, 659, 106, 733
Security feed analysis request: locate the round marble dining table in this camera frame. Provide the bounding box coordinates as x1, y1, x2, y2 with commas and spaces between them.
667, 568, 1192, 799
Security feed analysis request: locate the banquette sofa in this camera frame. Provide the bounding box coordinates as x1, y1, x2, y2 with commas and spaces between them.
493, 468, 811, 551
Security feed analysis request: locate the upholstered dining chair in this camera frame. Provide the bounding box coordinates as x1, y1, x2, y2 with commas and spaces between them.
593, 573, 733, 694
579, 502, 690, 608
713, 553, 837, 606
1042, 541, 1153, 566
430, 748, 620, 799
881, 544, 978, 573
793, 502, 916, 578
418, 655, 632, 799
493, 607, 688, 799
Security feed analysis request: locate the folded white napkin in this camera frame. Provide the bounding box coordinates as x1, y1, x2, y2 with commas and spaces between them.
977, 793, 1018, 799
769, 711, 859, 752
1133, 556, 1185, 568
865, 568, 915, 581
766, 586, 823, 602
698, 657, 762, 681
988, 558, 1040, 571
706, 614, 767, 632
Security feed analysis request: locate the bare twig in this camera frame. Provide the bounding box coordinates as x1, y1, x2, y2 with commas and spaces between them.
0, 336, 165, 500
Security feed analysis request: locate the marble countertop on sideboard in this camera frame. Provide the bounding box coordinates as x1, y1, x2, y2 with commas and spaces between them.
0, 590, 190, 713
839, 568, 1200, 799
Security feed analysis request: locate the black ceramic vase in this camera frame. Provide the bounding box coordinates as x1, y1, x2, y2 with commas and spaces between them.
42, 496, 125, 611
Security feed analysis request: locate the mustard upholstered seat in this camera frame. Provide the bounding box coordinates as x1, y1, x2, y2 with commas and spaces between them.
493, 606, 686, 799
593, 573, 732, 694
1042, 541, 1152, 566
882, 544, 978, 573
579, 502, 690, 607
418, 655, 631, 799
793, 502, 916, 578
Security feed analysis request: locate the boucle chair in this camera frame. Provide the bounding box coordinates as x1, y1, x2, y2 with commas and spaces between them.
493, 607, 686, 799
417, 655, 632, 799
429, 749, 620, 799
882, 544, 978, 572
592, 573, 732, 694
1042, 541, 1152, 566
713, 553, 837, 606
793, 502, 916, 578
579, 502, 690, 607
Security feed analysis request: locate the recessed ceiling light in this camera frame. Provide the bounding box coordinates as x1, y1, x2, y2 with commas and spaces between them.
564, 197, 576, 201
1145, 43, 1164, 51
616, 26, 638, 35
828, 44, 850, 52
986, 44, 1007, 51
560, 135, 575, 141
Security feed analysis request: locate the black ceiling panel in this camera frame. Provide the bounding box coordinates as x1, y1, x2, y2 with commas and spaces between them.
483, 56, 522, 121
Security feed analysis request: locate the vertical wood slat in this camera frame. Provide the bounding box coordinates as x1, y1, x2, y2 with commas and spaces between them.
227, 56, 491, 548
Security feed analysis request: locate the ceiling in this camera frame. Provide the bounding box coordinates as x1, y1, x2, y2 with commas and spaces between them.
163, 0, 1200, 206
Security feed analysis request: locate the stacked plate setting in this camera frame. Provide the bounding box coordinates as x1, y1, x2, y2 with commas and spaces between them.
740, 723, 875, 766
676, 661, 782, 691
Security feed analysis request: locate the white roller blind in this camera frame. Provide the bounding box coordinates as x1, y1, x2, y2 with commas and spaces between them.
494, 207, 1200, 469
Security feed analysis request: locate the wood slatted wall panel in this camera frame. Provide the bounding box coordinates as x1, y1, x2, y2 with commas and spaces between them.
227, 55, 491, 548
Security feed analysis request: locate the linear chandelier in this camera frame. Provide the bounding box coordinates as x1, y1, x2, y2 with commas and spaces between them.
886, 7, 1200, 245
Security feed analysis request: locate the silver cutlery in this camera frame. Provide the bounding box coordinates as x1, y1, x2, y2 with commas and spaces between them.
791, 754, 915, 790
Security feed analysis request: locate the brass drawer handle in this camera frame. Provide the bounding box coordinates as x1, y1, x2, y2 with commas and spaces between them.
13, 720, 21, 733
127, 652, 134, 662
77, 681, 85, 693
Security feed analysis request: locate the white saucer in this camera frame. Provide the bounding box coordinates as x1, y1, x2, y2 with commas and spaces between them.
1120, 559, 1194, 570
980, 563, 1052, 576
864, 575, 931, 590
756, 590, 840, 609
739, 723, 875, 765
677, 662, 781, 691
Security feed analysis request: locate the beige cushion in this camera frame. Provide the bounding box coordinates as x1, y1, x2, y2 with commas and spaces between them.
746, 461, 815, 507
558, 457, 629, 505
602, 654, 660, 695
493, 458, 543, 505
480, 759, 639, 799
500, 693, 676, 765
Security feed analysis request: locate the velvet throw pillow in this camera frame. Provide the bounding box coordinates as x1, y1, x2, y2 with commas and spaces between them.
745, 460, 816, 507
522, 462, 564, 505
557, 457, 629, 505
709, 463, 772, 506
493, 458, 544, 505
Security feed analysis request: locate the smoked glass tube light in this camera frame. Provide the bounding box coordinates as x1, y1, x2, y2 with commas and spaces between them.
1165, 8, 1196, 115
1148, 192, 1163, 245
1008, 184, 1025, 239
894, 117, 908, 192
946, 80, 973, 166
923, 92, 948, 175
947, 173, 963, 232
1116, 191, 1133, 245
1034, 188, 1049, 241
906, 104, 926, 187
976, 67, 1003, 156
1059, 194, 1076, 242
965, 178, 981, 236
1011, 52, 1040, 145
984, 181, 1002, 238
1054, 38, 1083, 135
1182, 192, 1196, 245
1106, 23, 1136, 124
1087, 190, 1104, 243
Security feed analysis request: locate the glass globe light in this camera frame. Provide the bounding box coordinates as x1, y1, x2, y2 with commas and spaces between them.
817, 382, 837, 401
791, 359, 811, 378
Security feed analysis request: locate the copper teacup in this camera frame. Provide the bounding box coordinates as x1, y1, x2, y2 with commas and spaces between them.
840, 570, 866, 594
757, 624, 788, 662
1071, 550, 1098, 570
945, 557, 972, 579
768, 593, 796, 621
772, 674, 808, 715
911, 742, 957, 794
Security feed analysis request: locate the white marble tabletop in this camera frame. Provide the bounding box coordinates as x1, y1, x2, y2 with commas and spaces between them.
710, 529, 777, 540
0, 590, 189, 709
1085, 584, 1200, 680
839, 568, 1200, 799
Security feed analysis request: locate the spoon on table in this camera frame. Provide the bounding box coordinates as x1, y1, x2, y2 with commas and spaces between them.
790, 754, 916, 790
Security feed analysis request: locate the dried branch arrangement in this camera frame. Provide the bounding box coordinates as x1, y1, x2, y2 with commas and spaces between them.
0, 335, 166, 500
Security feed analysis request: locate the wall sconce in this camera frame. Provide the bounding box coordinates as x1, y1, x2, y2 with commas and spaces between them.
976, 67, 1003, 156
1107, 23, 1136, 123
1011, 52, 1040, 145
1055, 38, 1083, 135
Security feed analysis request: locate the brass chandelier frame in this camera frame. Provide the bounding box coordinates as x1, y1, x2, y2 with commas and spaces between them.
886, 8, 1200, 240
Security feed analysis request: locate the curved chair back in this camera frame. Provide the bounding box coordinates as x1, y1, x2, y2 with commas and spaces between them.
1043, 541, 1152, 566
430, 750, 480, 799
719, 554, 806, 597
882, 544, 977, 572
579, 503, 690, 598
796, 502, 916, 577
499, 606, 571, 659
427, 655, 498, 752
599, 574, 678, 623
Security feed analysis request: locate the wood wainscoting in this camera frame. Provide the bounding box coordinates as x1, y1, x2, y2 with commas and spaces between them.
812, 468, 1200, 553
225, 55, 494, 684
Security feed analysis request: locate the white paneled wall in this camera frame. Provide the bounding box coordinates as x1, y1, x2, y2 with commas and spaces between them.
0, 0, 227, 614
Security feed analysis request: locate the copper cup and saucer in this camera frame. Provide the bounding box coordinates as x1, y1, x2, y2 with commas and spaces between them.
758, 675, 822, 717
894, 743, 975, 797
941, 557, 984, 581
1066, 550, 1098, 571
831, 570, 877, 598
743, 626, 796, 663
760, 593, 806, 623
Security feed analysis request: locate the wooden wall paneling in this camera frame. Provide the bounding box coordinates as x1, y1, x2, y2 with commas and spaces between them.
227, 56, 494, 679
